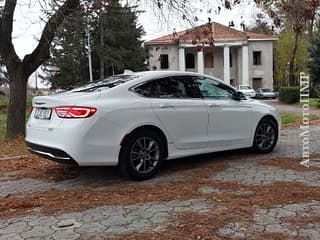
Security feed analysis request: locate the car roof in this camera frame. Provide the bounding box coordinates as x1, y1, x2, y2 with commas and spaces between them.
123, 71, 229, 86
89, 71, 237, 95
130, 71, 206, 78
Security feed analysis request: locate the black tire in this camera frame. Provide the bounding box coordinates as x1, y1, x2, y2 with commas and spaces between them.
252, 118, 278, 153
118, 129, 164, 180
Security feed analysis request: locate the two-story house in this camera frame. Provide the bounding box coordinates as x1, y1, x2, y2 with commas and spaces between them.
145, 22, 277, 89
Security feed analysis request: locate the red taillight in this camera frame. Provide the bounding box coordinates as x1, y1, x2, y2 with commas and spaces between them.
29, 106, 34, 114
54, 106, 97, 118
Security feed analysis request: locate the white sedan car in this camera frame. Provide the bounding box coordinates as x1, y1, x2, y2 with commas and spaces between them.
26, 71, 280, 180
236, 85, 256, 98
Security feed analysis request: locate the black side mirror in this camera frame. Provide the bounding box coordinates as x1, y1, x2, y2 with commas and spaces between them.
233, 91, 246, 101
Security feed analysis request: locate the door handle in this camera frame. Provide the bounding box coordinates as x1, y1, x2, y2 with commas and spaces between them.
208, 103, 219, 107
159, 104, 175, 108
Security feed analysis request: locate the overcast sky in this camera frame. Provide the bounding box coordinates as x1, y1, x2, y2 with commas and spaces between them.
8, 0, 265, 87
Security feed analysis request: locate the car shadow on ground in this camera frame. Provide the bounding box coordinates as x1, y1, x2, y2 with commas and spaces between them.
68, 148, 257, 186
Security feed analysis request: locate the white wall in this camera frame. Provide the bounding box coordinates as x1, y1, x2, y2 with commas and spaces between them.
204, 47, 238, 83
147, 45, 179, 71
248, 41, 274, 89
146, 40, 274, 89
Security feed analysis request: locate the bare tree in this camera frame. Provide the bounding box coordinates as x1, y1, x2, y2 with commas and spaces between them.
0, 0, 79, 138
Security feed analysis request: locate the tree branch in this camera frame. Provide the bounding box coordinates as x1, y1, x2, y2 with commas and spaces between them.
0, 0, 20, 66
22, 0, 80, 77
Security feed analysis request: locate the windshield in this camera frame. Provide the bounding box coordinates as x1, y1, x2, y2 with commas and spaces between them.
69, 75, 138, 93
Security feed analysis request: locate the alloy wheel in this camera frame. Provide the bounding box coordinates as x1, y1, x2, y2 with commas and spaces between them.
255, 122, 276, 151
130, 137, 160, 174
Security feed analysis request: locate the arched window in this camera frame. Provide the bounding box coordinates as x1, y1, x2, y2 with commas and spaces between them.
185, 53, 195, 69
204, 52, 214, 68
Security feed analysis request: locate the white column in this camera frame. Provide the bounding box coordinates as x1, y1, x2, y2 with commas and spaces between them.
178, 47, 185, 71
197, 49, 204, 74
242, 45, 249, 86
223, 45, 230, 84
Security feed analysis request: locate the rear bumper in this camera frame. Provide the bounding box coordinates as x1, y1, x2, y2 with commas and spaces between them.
242, 91, 256, 97
26, 141, 78, 165
25, 116, 121, 166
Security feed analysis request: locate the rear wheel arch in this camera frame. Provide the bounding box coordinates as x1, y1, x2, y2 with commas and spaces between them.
120, 125, 168, 159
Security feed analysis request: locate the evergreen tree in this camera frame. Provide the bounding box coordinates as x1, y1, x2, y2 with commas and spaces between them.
92, 1, 146, 78
42, 1, 146, 89
41, 10, 89, 89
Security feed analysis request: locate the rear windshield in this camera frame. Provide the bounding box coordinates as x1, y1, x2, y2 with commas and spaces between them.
70, 75, 137, 93
261, 88, 272, 92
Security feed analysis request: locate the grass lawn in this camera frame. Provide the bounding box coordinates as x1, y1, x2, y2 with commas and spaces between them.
281, 112, 319, 125
309, 98, 320, 108
0, 112, 6, 142
298, 98, 320, 108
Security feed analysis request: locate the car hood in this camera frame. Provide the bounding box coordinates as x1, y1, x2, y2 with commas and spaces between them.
32, 91, 102, 108
245, 98, 277, 110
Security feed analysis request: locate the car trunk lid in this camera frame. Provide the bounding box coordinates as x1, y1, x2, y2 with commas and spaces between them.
28, 92, 101, 131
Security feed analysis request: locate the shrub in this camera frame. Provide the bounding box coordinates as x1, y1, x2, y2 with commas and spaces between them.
311, 85, 320, 98
279, 86, 300, 104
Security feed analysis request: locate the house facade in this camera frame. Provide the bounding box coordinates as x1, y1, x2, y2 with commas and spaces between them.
145, 22, 277, 90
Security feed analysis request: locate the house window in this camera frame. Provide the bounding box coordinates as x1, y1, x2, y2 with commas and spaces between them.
160, 54, 169, 69
205, 52, 214, 68
253, 51, 262, 65
229, 53, 233, 67
186, 53, 195, 69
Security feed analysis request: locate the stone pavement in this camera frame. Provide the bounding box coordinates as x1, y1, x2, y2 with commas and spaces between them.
0, 126, 319, 239
0, 199, 210, 240
218, 201, 320, 240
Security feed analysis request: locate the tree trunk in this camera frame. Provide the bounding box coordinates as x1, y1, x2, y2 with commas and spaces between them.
289, 32, 299, 86
6, 66, 28, 139
308, 20, 314, 41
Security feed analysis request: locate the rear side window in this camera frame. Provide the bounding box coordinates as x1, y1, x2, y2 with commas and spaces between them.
134, 76, 201, 99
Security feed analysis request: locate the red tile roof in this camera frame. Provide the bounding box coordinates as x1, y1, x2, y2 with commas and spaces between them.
145, 22, 276, 45
146, 30, 186, 44
246, 32, 276, 40
213, 22, 247, 40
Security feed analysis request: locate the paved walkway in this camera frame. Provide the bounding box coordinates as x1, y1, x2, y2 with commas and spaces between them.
0, 126, 320, 239
262, 99, 320, 116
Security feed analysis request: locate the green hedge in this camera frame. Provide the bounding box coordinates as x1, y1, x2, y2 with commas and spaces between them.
279, 86, 300, 104
311, 85, 320, 98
